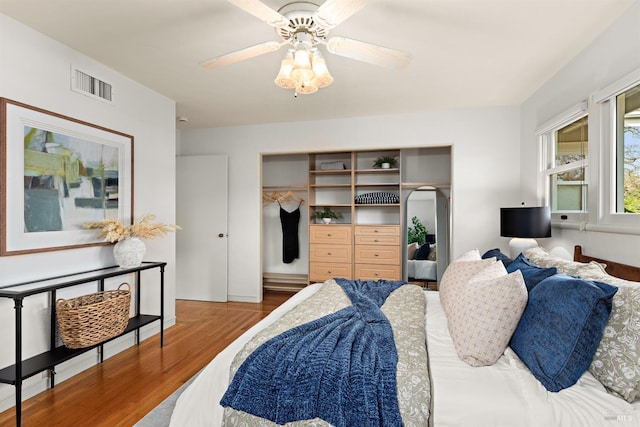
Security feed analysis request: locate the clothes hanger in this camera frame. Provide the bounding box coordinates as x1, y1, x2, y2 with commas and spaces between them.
262, 191, 284, 205
279, 190, 304, 204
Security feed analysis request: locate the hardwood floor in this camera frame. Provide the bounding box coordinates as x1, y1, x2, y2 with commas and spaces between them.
0, 290, 293, 427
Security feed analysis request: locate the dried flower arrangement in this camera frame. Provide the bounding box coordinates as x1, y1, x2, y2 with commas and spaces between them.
83, 214, 180, 243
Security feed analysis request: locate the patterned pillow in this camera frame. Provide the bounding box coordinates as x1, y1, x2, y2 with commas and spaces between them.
506, 253, 557, 291
439, 254, 496, 315
456, 248, 481, 262
576, 270, 640, 402
427, 244, 437, 261
447, 268, 527, 366
524, 246, 607, 277
510, 274, 617, 392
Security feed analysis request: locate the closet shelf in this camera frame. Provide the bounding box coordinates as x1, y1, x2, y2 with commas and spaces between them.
354, 183, 400, 187
356, 168, 399, 174
309, 184, 352, 188
309, 169, 352, 175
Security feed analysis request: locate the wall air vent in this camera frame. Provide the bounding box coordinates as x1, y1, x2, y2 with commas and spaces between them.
71, 66, 113, 103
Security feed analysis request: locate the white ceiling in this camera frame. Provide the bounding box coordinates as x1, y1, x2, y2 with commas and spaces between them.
0, 0, 634, 129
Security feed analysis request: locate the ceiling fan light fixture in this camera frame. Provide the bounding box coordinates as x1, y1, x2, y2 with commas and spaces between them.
274, 47, 333, 94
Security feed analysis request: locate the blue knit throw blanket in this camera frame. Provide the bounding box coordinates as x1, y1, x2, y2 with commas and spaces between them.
220, 278, 405, 427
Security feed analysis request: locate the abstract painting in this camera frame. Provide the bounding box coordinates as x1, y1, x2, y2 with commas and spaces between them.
1, 98, 133, 255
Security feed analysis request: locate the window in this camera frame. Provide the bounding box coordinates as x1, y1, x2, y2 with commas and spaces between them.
537, 104, 588, 221
615, 83, 640, 213
593, 67, 640, 231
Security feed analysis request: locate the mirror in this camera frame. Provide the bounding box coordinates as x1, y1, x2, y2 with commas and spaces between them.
404, 186, 450, 288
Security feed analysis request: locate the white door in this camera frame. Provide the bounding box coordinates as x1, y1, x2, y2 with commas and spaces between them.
176, 155, 228, 301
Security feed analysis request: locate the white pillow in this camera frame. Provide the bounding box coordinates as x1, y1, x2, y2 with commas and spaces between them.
407, 242, 419, 260
439, 256, 497, 315
447, 268, 527, 366
455, 248, 482, 262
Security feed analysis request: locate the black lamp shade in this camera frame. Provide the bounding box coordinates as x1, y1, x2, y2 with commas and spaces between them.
500, 207, 551, 238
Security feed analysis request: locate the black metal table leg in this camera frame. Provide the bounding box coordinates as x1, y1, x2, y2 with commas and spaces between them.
14, 297, 23, 427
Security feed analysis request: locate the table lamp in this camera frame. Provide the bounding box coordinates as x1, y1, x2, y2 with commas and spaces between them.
500, 206, 551, 258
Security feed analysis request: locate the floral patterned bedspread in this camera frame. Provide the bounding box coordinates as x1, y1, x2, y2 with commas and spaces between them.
222, 279, 430, 427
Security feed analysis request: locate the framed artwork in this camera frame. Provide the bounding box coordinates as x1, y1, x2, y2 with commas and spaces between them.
0, 98, 134, 256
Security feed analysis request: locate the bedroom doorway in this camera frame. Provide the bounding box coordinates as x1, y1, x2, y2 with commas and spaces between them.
405, 186, 450, 287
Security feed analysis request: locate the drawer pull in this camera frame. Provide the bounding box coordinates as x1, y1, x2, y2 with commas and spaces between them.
375, 272, 379, 276
327, 270, 332, 274
374, 239, 379, 242
328, 252, 332, 256
327, 233, 332, 237
374, 229, 379, 233
375, 253, 379, 257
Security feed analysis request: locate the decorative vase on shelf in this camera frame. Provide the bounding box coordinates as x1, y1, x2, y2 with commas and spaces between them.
113, 237, 146, 268
322, 217, 332, 224
381, 162, 391, 169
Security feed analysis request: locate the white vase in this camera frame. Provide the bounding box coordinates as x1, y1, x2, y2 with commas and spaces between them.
381, 162, 391, 169
322, 217, 332, 224
113, 237, 146, 268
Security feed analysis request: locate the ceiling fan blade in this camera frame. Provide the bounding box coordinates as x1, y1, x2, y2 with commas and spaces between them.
326, 36, 412, 70
313, 0, 368, 29
226, 0, 290, 28
200, 41, 283, 69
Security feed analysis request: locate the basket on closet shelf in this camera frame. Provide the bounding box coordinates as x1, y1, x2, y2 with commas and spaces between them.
56, 282, 131, 349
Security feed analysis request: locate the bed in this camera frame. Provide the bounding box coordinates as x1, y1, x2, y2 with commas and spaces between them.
170, 245, 640, 426
407, 242, 437, 281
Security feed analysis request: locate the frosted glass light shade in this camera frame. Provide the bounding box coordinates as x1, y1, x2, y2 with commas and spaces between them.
291, 49, 314, 82
296, 83, 318, 94
311, 52, 333, 88
274, 56, 296, 89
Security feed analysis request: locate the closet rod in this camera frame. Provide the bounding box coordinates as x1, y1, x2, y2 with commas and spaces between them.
262, 185, 308, 191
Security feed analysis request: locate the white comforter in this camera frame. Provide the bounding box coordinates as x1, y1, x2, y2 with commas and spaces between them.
425, 291, 640, 427
170, 287, 640, 427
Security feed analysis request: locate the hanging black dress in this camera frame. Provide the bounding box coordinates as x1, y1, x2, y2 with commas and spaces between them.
279, 201, 301, 264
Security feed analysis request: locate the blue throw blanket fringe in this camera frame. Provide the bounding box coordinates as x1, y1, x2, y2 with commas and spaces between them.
220, 278, 406, 427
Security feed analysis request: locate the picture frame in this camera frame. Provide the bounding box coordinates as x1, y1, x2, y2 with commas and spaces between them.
0, 98, 134, 256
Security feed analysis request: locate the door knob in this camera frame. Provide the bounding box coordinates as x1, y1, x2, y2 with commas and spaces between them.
218, 233, 225, 238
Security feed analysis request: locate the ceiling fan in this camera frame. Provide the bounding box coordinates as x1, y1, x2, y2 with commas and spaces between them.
201, 0, 412, 93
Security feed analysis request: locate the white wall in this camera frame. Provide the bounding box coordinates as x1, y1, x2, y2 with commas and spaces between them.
520, 1, 640, 265
178, 106, 522, 301
0, 14, 177, 410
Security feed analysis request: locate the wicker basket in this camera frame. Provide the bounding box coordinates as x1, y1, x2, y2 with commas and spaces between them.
56, 282, 131, 349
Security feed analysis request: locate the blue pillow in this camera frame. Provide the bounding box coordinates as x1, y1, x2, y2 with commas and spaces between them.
481, 248, 512, 267
510, 274, 617, 392
506, 253, 557, 291
414, 243, 431, 260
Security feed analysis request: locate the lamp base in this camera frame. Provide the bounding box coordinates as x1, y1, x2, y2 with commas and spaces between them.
509, 238, 538, 259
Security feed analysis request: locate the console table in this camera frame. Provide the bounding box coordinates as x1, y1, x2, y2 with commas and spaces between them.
0, 261, 166, 426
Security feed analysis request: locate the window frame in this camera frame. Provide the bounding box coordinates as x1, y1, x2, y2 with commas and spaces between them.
536, 102, 589, 224
592, 67, 640, 230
